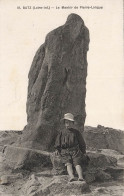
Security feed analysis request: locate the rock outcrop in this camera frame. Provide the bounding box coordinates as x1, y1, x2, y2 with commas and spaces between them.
51, 150, 124, 183
4, 13, 90, 169
0, 131, 22, 152
22, 174, 90, 196
84, 125, 124, 154
0, 128, 124, 195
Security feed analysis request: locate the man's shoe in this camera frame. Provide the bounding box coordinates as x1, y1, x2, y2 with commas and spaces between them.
69, 177, 76, 182
78, 178, 85, 181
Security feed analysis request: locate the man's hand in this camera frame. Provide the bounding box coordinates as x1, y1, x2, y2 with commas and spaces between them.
54, 150, 60, 156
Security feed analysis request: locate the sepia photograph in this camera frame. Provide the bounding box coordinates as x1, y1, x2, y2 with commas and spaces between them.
0, 0, 124, 195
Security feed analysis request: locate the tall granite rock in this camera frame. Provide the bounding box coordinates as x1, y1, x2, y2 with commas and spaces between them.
4, 14, 90, 169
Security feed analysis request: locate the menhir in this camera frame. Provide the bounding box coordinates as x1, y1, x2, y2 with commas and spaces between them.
4, 14, 90, 170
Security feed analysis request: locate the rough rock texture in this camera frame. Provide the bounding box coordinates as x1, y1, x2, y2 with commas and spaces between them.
24, 13, 89, 148
1, 171, 124, 196
0, 174, 23, 185
84, 125, 124, 154
3, 145, 52, 170
3, 125, 124, 171
0, 129, 124, 196
22, 174, 90, 196
0, 131, 22, 152
4, 13, 89, 169
51, 150, 124, 183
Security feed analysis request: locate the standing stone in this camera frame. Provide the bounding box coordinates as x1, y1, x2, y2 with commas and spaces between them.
4, 13, 90, 169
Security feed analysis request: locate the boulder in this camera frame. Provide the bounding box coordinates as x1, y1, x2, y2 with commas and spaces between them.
0, 131, 22, 152
96, 149, 124, 160
85, 170, 111, 183
3, 145, 52, 170
0, 174, 23, 185
22, 174, 41, 195
51, 151, 124, 183
84, 125, 124, 154
4, 13, 90, 170
22, 174, 90, 196
50, 153, 66, 175
0, 152, 13, 177
90, 183, 124, 196
87, 151, 117, 169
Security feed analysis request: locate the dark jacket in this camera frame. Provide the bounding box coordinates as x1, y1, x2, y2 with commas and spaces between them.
54, 128, 86, 154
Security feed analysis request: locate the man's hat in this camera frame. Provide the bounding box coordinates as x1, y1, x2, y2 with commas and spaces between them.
62, 113, 75, 122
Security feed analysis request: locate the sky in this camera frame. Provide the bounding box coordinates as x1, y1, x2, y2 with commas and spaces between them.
0, 0, 124, 130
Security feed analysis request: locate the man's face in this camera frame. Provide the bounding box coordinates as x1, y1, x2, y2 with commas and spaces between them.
64, 119, 74, 129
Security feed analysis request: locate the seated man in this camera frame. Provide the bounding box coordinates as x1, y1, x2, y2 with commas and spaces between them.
54, 113, 86, 182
